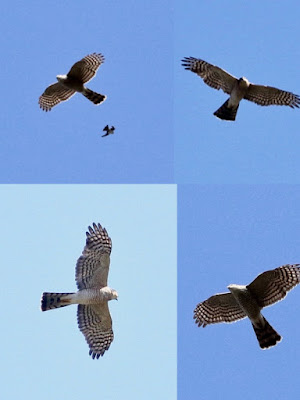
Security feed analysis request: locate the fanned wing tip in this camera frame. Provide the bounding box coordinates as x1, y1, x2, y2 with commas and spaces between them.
86, 223, 110, 244
89, 350, 104, 359
86, 222, 102, 237
93, 222, 101, 231
84, 222, 112, 254
287, 94, 300, 108
38, 98, 51, 112
194, 318, 206, 328
89, 346, 110, 359
181, 56, 197, 69
293, 94, 300, 108
89, 52, 105, 63
193, 308, 207, 327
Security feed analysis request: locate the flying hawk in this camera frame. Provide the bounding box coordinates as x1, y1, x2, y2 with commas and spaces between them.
182, 57, 300, 120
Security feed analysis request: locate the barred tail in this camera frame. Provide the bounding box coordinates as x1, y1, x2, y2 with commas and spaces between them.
41, 292, 74, 311
83, 88, 106, 105
252, 317, 281, 349
214, 99, 239, 121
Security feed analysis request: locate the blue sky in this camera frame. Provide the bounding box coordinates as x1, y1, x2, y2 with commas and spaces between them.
175, 1, 300, 183
178, 185, 300, 399
1, 0, 173, 183
0, 185, 176, 399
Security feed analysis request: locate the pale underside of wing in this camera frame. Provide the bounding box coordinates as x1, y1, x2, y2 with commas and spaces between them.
39, 82, 76, 111
67, 53, 105, 84
75, 223, 112, 290
247, 264, 300, 308
77, 303, 113, 358
182, 57, 237, 95
244, 84, 300, 108
194, 292, 247, 327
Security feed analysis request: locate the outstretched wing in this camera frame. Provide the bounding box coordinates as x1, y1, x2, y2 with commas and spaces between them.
67, 53, 105, 84
77, 304, 113, 359
39, 82, 75, 111
194, 292, 247, 327
247, 264, 300, 308
182, 57, 237, 95
76, 223, 112, 290
244, 84, 300, 108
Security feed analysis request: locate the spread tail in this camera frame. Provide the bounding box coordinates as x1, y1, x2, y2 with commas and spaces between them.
214, 99, 239, 121
41, 292, 74, 311
83, 88, 106, 105
252, 317, 281, 349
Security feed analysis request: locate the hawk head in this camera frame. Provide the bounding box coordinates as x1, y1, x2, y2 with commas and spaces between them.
111, 289, 118, 300
238, 77, 250, 88
56, 74, 67, 83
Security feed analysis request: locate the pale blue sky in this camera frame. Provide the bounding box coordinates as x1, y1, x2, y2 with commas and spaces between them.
0, 0, 173, 183
0, 185, 176, 399
175, 1, 300, 183
178, 185, 300, 399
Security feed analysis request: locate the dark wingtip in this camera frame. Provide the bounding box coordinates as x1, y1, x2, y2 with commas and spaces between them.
86, 223, 104, 239
181, 56, 197, 71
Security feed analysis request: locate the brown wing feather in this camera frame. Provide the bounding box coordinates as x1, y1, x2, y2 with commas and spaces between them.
39, 82, 75, 111
247, 264, 300, 308
67, 53, 105, 84
77, 303, 113, 358
182, 57, 237, 95
194, 292, 246, 327
75, 223, 112, 290
244, 84, 300, 108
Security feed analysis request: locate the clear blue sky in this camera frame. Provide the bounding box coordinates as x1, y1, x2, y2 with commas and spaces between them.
175, 1, 300, 183
0, 185, 176, 399
1, 0, 173, 183
178, 185, 300, 399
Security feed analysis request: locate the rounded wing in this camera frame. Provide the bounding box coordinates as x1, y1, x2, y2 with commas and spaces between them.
181, 57, 237, 95
247, 264, 300, 308
67, 53, 105, 84
39, 82, 75, 111
77, 304, 113, 358
76, 223, 112, 290
244, 84, 300, 108
194, 292, 247, 327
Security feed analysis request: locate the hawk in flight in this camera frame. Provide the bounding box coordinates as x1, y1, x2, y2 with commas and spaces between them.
41, 223, 118, 358
182, 57, 300, 120
194, 264, 300, 349
102, 125, 115, 137
39, 53, 107, 111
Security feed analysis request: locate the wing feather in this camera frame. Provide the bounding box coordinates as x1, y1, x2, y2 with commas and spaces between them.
244, 84, 300, 107
67, 53, 105, 84
247, 264, 300, 308
182, 57, 237, 94
194, 292, 246, 327
77, 304, 113, 358
39, 82, 75, 111
75, 223, 112, 290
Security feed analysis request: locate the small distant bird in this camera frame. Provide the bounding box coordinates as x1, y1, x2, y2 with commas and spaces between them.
41, 223, 118, 359
102, 125, 115, 137
39, 53, 107, 111
194, 264, 300, 349
182, 57, 300, 121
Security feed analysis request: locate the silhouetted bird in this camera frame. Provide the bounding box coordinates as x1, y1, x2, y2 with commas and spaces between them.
102, 125, 115, 137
